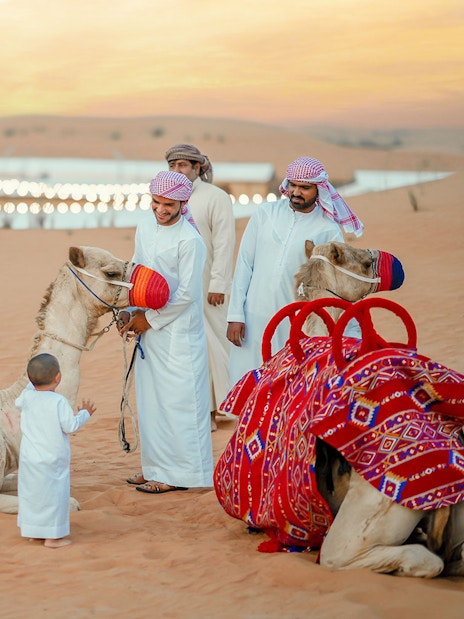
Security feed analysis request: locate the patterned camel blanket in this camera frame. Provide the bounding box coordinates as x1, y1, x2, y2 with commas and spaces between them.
214, 302, 464, 551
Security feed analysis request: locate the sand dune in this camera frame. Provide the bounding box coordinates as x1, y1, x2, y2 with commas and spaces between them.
2, 115, 464, 183
0, 119, 463, 617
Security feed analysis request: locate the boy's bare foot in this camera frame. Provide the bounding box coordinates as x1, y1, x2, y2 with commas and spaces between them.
44, 538, 72, 548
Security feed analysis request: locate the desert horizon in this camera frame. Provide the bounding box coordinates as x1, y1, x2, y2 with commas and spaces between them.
1, 115, 464, 187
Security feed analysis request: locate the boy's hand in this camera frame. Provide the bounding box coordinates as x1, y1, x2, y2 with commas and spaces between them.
80, 399, 97, 416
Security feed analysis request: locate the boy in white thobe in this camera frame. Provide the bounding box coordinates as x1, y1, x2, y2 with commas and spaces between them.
121, 171, 213, 494
16, 353, 95, 548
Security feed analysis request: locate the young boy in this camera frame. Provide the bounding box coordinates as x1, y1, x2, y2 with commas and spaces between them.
15, 353, 96, 548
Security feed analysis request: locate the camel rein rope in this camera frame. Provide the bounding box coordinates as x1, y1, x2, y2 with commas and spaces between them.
65, 261, 139, 452
118, 334, 142, 453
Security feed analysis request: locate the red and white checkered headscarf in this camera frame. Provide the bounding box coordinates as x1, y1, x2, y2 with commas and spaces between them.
149, 171, 199, 232
149, 171, 192, 202
279, 157, 364, 237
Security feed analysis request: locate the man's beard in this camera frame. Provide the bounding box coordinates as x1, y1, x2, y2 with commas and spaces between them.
154, 205, 182, 225
289, 194, 318, 212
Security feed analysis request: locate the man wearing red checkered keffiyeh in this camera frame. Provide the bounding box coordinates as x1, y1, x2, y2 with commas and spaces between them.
227, 156, 363, 385
279, 157, 364, 237
118, 170, 214, 494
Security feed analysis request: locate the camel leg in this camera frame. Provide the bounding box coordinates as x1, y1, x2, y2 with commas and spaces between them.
0, 471, 79, 512
69, 497, 80, 512
0, 494, 80, 515
0, 495, 19, 514
442, 502, 464, 576
320, 471, 444, 577
1, 473, 18, 492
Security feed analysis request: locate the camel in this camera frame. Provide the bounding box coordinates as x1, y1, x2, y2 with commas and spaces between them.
214, 241, 464, 578
0, 246, 134, 514
293, 239, 404, 336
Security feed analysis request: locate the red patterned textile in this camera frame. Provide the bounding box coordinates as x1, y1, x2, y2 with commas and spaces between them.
214, 298, 464, 550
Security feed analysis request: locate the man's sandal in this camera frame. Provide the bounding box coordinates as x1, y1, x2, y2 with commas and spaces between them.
126, 472, 147, 485
135, 481, 188, 494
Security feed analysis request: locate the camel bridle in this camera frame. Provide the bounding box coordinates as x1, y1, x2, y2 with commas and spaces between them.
40, 260, 133, 352
66, 260, 134, 312
296, 252, 381, 302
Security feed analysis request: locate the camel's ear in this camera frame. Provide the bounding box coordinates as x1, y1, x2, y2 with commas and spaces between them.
69, 247, 85, 268
327, 242, 344, 265
304, 240, 315, 258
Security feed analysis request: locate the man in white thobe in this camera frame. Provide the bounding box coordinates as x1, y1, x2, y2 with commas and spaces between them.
227, 156, 364, 385
165, 144, 235, 430
121, 171, 213, 494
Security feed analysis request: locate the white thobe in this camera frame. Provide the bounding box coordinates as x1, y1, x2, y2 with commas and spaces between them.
16, 384, 90, 539
188, 177, 235, 411
132, 213, 213, 488
227, 199, 345, 384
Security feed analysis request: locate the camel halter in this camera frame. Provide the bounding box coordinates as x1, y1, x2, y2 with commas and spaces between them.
309, 255, 381, 283
297, 253, 381, 302
39, 261, 133, 352
68, 259, 132, 310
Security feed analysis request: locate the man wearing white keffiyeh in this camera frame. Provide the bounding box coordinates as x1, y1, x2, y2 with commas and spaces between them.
227, 156, 363, 385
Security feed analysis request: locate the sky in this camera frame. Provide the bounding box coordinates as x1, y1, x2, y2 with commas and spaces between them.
1, 0, 463, 129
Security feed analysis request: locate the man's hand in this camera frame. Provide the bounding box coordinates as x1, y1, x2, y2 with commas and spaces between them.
207, 292, 225, 306
227, 322, 246, 347
119, 310, 151, 338
117, 311, 131, 333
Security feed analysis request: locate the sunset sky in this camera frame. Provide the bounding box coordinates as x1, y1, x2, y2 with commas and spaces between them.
1, 0, 463, 129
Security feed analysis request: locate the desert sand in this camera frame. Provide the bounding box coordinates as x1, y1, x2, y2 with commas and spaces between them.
0, 118, 463, 618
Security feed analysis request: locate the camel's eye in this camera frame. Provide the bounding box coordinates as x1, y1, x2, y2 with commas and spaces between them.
104, 271, 120, 279
362, 259, 373, 270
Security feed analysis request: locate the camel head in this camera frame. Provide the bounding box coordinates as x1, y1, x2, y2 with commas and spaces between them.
68, 246, 170, 316
294, 240, 404, 335
67, 246, 133, 315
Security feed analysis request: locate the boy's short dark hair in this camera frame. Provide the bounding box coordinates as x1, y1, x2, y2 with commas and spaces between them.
27, 353, 60, 387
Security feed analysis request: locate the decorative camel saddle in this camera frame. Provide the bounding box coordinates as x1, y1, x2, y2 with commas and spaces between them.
214, 297, 464, 551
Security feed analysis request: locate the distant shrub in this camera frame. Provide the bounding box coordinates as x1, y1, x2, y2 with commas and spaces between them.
151, 127, 165, 138
408, 190, 419, 212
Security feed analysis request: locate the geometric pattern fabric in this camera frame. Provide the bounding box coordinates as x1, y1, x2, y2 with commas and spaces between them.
214, 331, 464, 551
